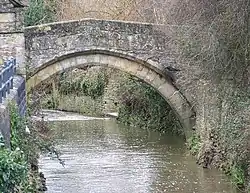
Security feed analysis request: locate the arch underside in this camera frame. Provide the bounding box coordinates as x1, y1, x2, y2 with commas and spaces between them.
27, 53, 195, 137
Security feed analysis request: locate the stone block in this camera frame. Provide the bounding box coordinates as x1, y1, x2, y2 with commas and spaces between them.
0, 13, 15, 23
144, 69, 157, 83
152, 74, 166, 88
136, 67, 149, 80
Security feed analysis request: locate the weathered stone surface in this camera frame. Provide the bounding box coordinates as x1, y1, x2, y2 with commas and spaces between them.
24, 19, 198, 136
0, 0, 14, 11
0, 0, 25, 74
25, 19, 175, 77
0, 4, 24, 32
0, 105, 10, 147
0, 1, 26, 146
0, 33, 25, 71
9, 0, 26, 7
0, 13, 15, 22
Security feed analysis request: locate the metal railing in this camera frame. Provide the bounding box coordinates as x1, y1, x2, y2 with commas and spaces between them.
0, 58, 16, 103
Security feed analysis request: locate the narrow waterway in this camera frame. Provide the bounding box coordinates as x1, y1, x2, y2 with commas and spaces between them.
39, 112, 238, 193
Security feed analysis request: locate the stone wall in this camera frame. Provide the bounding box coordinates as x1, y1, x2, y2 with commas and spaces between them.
0, 0, 25, 74
24, 19, 176, 76
0, 0, 24, 32
0, 1, 26, 147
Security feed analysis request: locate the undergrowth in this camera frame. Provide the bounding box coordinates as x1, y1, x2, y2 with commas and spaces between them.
217, 86, 250, 190
24, 0, 57, 26
0, 104, 59, 192
117, 76, 183, 135
187, 134, 201, 155
58, 70, 109, 100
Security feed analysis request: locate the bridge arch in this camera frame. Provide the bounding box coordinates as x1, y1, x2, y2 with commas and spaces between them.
27, 51, 195, 137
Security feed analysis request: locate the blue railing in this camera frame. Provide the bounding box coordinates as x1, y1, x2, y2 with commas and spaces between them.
0, 58, 16, 103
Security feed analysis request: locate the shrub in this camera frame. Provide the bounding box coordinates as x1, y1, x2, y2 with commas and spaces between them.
0, 148, 28, 193
58, 70, 109, 99
0, 104, 58, 192
24, 0, 56, 26
187, 134, 201, 155
117, 76, 183, 135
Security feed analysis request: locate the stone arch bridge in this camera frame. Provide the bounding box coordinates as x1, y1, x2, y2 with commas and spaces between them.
24, 19, 196, 136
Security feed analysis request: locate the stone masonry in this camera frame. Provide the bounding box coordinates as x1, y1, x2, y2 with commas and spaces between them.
0, 0, 26, 147
25, 19, 197, 136
0, 2, 223, 140
0, 0, 26, 74
0, 1, 234, 144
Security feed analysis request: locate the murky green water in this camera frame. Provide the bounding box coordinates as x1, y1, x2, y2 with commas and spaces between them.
39, 119, 238, 193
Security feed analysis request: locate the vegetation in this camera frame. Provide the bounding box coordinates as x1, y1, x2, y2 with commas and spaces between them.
217, 89, 250, 189
228, 164, 246, 188
24, 0, 56, 26
31, 68, 109, 116
117, 76, 183, 135
58, 70, 109, 99
0, 104, 57, 192
35, 68, 183, 135
0, 144, 29, 192
187, 134, 201, 155
0, 105, 34, 192
170, 1, 249, 190
24, 0, 249, 190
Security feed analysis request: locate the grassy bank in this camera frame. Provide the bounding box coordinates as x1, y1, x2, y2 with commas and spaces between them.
187, 86, 250, 189
0, 104, 56, 192
117, 76, 183, 136
31, 68, 108, 117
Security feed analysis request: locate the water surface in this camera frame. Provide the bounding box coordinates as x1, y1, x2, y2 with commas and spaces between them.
39, 118, 238, 193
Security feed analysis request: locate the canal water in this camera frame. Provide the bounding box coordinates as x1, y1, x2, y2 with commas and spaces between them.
39, 113, 238, 193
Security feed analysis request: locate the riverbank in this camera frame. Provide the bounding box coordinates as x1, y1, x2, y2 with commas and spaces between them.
24, 0, 250, 190
30, 66, 249, 191
0, 104, 58, 192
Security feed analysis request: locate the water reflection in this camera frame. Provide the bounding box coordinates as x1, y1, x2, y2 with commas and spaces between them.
39, 119, 238, 193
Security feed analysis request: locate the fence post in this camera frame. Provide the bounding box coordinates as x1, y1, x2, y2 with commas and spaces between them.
7, 60, 10, 95
0, 70, 2, 103
2, 61, 7, 99
10, 58, 14, 89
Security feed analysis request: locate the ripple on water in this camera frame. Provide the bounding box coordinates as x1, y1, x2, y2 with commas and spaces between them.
39, 119, 239, 193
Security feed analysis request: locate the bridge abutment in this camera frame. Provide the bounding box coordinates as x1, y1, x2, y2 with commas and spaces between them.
0, 0, 26, 75
0, 1, 26, 146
